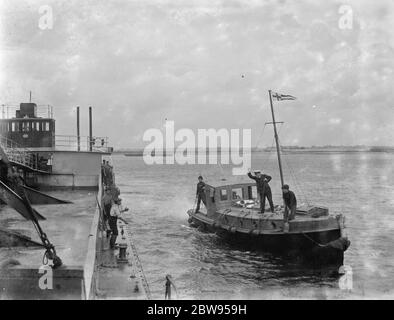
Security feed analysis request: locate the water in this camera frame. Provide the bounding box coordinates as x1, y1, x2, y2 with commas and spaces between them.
112, 152, 394, 299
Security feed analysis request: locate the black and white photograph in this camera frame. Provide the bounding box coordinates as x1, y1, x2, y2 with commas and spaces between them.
0, 0, 393, 306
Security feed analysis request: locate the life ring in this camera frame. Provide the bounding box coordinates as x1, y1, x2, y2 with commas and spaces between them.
230, 226, 237, 233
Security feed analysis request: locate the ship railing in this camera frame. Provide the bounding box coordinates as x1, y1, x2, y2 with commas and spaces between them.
55, 135, 111, 153
0, 135, 41, 171
0, 104, 53, 119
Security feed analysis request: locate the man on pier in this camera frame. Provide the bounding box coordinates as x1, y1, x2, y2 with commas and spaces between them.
109, 198, 129, 249
102, 187, 113, 237
247, 169, 274, 213
282, 184, 297, 222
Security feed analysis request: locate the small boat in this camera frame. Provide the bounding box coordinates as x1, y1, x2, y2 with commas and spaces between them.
187, 90, 350, 268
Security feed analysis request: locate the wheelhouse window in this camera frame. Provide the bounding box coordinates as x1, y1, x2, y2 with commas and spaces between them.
45, 122, 50, 131
232, 187, 244, 200
247, 185, 257, 200
220, 188, 228, 201
22, 122, 30, 132
11, 122, 20, 132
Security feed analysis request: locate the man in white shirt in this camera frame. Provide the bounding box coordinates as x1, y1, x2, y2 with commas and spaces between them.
109, 198, 129, 249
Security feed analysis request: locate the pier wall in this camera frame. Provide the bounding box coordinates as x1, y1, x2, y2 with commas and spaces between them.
83, 172, 103, 299
0, 267, 85, 299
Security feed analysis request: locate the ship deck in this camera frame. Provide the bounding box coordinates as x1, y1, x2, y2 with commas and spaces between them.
0, 190, 96, 268
0, 189, 148, 300
0, 190, 97, 299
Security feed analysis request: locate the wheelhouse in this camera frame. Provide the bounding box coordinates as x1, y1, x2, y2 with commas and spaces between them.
0, 103, 55, 148
202, 181, 260, 215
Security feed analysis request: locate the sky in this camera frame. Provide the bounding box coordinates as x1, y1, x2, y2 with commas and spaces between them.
0, 0, 393, 149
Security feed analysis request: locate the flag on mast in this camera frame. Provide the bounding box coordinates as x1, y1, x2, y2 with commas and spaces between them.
272, 92, 296, 101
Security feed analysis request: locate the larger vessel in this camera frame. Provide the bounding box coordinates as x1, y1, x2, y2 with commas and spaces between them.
0, 101, 150, 299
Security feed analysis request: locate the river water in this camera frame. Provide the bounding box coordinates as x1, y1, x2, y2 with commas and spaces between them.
112, 152, 394, 299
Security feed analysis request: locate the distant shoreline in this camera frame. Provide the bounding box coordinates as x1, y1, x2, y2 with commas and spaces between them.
116, 146, 394, 155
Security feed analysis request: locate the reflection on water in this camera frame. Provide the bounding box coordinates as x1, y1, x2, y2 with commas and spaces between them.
112, 152, 394, 299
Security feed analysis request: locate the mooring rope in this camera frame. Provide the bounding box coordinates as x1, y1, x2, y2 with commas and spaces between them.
301, 232, 327, 247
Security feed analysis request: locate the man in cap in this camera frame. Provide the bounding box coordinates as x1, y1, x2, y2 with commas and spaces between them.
195, 175, 206, 213
282, 184, 297, 222
247, 169, 274, 213
109, 198, 129, 249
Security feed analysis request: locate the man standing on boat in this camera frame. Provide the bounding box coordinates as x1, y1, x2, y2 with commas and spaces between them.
247, 169, 274, 214
195, 175, 206, 213
282, 184, 297, 222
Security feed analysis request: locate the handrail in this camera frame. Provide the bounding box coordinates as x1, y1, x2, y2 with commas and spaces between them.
0, 104, 53, 119
0, 135, 41, 171
54, 135, 110, 152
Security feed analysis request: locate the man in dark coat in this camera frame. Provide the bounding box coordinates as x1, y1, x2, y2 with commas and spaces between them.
282, 184, 297, 222
195, 175, 206, 213
247, 170, 274, 213
102, 187, 113, 237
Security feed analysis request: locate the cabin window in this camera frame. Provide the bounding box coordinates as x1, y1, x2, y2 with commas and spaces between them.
11, 122, 20, 132
35, 122, 40, 131
232, 188, 244, 200
247, 186, 257, 200
21, 122, 30, 132
45, 122, 50, 131
220, 189, 228, 201
209, 188, 215, 203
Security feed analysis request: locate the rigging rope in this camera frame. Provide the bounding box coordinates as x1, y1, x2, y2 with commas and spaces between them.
280, 145, 311, 206
254, 123, 267, 150
274, 129, 311, 206
301, 232, 327, 247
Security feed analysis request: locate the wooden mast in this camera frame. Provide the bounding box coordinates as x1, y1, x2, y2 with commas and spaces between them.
268, 90, 285, 187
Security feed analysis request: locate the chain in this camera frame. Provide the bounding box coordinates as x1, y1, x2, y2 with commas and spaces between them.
123, 223, 152, 300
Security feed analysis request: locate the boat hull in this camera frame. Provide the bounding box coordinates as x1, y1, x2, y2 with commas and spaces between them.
188, 213, 349, 268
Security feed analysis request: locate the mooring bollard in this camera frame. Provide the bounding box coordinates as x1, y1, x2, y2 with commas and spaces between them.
118, 243, 128, 262
117, 224, 129, 263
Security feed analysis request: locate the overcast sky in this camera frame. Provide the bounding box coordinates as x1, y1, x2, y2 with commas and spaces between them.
0, 0, 393, 148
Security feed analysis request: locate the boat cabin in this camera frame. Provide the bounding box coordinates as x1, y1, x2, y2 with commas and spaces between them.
202, 179, 261, 215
